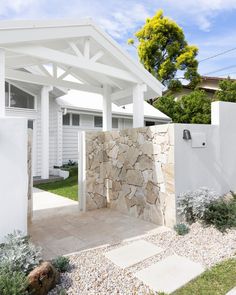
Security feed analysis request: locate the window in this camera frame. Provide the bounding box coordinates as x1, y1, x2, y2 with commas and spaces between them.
145, 121, 156, 126
10, 84, 35, 109
28, 120, 34, 130
112, 118, 118, 129
72, 114, 80, 126
5, 82, 9, 107
63, 113, 70, 125
94, 116, 103, 128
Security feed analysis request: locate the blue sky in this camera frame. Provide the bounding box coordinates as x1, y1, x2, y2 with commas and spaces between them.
1, 0, 236, 78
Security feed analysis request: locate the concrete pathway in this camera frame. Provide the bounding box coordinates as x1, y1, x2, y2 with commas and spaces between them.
33, 187, 77, 211
30, 188, 168, 259
105, 240, 205, 294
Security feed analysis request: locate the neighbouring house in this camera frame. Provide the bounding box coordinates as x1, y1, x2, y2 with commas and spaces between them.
169, 76, 235, 100
5, 82, 170, 177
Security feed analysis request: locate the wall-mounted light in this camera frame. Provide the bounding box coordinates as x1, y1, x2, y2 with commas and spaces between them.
183, 129, 191, 140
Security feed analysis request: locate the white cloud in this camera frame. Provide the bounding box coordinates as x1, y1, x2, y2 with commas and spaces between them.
154, 0, 236, 31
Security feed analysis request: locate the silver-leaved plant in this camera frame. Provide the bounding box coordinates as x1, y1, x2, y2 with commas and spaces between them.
177, 187, 220, 223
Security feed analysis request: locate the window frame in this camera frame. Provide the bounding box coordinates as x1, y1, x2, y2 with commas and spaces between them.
63, 113, 71, 126
145, 121, 156, 127
112, 117, 119, 129
5, 80, 37, 111
71, 113, 80, 126
94, 116, 103, 128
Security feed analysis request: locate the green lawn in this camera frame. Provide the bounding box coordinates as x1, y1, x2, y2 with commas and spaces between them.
173, 258, 236, 295
35, 167, 78, 201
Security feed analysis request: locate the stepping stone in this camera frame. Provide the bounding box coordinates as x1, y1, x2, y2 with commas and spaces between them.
227, 287, 236, 295
135, 255, 205, 294
105, 240, 163, 268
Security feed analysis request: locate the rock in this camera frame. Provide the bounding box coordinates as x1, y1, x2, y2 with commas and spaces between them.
222, 191, 235, 203
108, 145, 119, 159
153, 162, 164, 183
146, 181, 159, 204
126, 146, 140, 166
125, 195, 136, 208
126, 170, 144, 186
95, 183, 104, 195
86, 194, 99, 210
139, 155, 153, 171
94, 193, 106, 208
142, 170, 153, 183
27, 261, 60, 295
141, 142, 153, 157
118, 184, 130, 199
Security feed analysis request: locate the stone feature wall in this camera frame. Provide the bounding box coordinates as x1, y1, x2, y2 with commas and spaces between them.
85, 124, 176, 227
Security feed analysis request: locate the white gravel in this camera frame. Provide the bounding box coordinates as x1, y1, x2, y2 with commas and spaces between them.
49, 223, 236, 295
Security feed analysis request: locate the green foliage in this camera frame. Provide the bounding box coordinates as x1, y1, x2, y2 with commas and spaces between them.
174, 223, 190, 236
36, 166, 78, 201
129, 10, 200, 90
214, 78, 236, 102
154, 90, 211, 124
0, 268, 28, 295
203, 197, 236, 232
0, 231, 42, 274
52, 256, 70, 273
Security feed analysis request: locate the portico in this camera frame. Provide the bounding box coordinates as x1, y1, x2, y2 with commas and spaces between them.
0, 19, 163, 179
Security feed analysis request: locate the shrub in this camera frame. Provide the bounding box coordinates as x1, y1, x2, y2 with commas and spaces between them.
174, 223, 190, 236
52, 256, 70, 273
203, 197, 236, 232
0, 231, 42, 274
0, 268, 28, 295
177, 187, 219, 223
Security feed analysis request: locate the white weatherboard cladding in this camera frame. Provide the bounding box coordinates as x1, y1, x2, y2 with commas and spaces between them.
6, 95, 61, 177
62, 116, 142, 164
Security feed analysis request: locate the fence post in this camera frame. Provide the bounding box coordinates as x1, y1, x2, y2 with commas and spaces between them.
78, 131, 86, 212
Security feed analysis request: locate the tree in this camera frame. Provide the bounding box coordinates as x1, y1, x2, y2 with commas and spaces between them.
154, 90, 211, 124
129, 10, 200, 92
214, 78, 236, 102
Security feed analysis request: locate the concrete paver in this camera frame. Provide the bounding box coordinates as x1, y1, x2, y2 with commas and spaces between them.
105, 240, 163, 268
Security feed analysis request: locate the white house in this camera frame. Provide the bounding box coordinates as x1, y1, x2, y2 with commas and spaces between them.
5, 82, 170, 177
0, 19, 166, 180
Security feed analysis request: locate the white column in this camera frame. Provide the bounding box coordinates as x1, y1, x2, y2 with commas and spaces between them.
132, 84, 146, 128
103, 84, 112, 131
0, 49, 5, 117
78, 131, 86, 211
56, 111, 63, 167
41, 86, 52, 179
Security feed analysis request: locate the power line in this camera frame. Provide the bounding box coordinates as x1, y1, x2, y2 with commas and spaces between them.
199, 47, 236, 63
218, 71, 236, 77
204, 65, 236, 76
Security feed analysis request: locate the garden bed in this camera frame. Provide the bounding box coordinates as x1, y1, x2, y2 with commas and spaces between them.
49, 223, 236, 294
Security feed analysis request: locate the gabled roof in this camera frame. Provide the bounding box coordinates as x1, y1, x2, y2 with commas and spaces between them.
56, 90, 171, 121
0, 19, 163, 106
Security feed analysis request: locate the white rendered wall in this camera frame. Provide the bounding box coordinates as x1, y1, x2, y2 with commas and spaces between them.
174, 124, 224, 196
174, 101, 236, 197
0, 117, 28, 242
211, 101, 236, 192
6, 104, 39, 176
